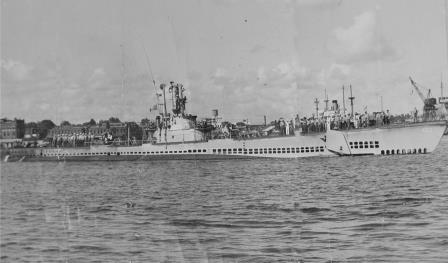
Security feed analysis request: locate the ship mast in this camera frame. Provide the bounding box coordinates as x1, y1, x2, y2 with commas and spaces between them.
160, 84, 168, 119
120, 43, 126, 119
179, 84, 185, 116
381, 96, 383, 112
160, 83, 168, 145
348, 84, 355, 117
314, 98, 319, 117
445, 0, 448, 69
342, 85, 346, 114
442, 78, 444, 98
324, 89, 329, 111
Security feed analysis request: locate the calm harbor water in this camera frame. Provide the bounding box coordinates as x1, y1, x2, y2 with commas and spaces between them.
1, 137, 448, 262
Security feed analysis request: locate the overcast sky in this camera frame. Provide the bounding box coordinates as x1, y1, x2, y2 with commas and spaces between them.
1, 0, 447, 124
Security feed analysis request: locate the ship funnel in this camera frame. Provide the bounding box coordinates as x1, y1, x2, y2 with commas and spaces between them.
212, 109, 219, 117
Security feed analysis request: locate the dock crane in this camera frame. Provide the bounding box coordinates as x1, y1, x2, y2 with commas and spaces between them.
409, 77, 437, 120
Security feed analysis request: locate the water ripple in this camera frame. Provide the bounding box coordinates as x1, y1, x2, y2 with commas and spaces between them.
1, 137, 447, 262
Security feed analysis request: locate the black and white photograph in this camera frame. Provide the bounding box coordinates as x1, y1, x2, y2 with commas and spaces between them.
1, 0, 448, 262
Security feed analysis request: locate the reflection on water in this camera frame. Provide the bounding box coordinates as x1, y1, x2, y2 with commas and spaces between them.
1, 137, 448, 262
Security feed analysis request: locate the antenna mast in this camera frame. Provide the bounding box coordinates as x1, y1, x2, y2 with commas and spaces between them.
445, 0, 448, 67
348, 84, 355, 117
120, 43, 126, 117
381, 96, 384, 112
138, 36, 157, 94
161, 84, 167, 119
442, 77, 444, 98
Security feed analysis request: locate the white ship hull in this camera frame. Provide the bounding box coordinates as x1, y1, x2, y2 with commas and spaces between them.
5, 133, 332, 161
326, 121, 446, 156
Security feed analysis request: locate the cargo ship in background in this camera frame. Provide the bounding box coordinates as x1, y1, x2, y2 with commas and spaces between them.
325, 121, 446, 156
325, 78, 446, 156
3, 80, 446, 162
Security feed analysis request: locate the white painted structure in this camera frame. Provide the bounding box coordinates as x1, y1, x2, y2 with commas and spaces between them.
34, 132, 330, 160
325, 121, 446, 156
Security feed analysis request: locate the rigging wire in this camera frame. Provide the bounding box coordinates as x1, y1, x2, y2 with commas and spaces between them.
135, 31, 157, 95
